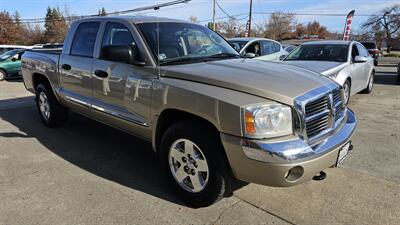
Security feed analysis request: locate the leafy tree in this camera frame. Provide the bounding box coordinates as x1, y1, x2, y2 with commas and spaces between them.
0, 11, 18, 44
263, 11, 296, 41
98, 7, 107, 16
362, 4, 400, 53
306, 21, 329, 39
44, 6, 68, 43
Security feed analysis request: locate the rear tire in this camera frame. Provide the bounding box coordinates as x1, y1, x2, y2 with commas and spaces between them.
35, 83, 68, 127
361, 71, 374, 94
159, 120, 233, 208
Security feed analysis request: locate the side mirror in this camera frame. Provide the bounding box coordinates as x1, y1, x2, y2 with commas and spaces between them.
279, 54, 287, 60
100, 44, 145, 66
354, 56, 367, 63
243, 52, 256, 58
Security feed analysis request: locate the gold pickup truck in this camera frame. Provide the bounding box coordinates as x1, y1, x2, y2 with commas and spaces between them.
21, 16, 357, 207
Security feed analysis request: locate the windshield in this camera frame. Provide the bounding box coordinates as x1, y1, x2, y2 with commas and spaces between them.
137, 22, 239, 65
285, 44, 348, 62
0, 50, 19, 61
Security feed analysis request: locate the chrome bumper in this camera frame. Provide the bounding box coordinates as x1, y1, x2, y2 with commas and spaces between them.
221, 109, 357, 186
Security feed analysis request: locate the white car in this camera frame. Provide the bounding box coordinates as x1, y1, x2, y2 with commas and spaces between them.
228, 37, 288, 61
282, 40, 375, 104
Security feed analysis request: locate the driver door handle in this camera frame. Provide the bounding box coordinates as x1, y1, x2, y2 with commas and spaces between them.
94, 70, 108, 78
61, 64, 71, 70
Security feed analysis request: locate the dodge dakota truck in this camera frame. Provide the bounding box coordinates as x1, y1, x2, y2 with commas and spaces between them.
21, 16, 357, 207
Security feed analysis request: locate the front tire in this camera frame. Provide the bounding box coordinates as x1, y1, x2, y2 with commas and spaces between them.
0, 69, 6, 81
343, 79, 351, 105
160, 120, 233, 208
35, 83, 68, 127
361, 71, 374, 94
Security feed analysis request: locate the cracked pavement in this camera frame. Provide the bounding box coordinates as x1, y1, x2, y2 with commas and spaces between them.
0, 66, 399, 225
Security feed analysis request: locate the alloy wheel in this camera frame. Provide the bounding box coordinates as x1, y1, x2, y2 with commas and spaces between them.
168, 138, 209, 193
39, 92, 51, 120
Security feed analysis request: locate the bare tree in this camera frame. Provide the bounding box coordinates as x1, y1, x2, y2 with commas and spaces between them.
188, 15, 199, 24
263, 11, 296, 41
218, 17, 242, 38
362, 4, 400, 53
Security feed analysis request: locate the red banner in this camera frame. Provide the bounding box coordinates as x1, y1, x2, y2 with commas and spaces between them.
343, 10, 355, 41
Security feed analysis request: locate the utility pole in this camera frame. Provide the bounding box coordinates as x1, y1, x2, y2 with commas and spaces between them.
248, 0, 253, 37
212, 0, 216, 31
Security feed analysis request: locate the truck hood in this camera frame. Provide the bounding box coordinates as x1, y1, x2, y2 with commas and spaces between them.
282, 60, 347, 75
161, 59, 335, 105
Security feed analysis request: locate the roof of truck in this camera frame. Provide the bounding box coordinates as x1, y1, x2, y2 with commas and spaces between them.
77, 16, 186, 24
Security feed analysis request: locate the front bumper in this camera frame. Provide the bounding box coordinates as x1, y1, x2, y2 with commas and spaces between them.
221, 109, 357, 187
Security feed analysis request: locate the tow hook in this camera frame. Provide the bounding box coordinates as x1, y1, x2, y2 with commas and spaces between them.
312, 171, 327, 181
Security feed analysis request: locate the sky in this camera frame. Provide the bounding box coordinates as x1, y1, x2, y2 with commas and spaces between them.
1, 0, 399, 32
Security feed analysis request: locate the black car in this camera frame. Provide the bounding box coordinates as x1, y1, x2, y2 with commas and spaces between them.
360, 41, 379, 66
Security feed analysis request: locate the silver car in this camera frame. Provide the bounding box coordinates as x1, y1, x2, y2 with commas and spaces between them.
282, 40, 375, 104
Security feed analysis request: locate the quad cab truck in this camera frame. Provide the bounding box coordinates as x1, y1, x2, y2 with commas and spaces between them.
22, 16, 357, 208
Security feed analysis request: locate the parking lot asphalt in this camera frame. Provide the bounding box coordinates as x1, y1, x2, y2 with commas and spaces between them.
0, 66, 399, 225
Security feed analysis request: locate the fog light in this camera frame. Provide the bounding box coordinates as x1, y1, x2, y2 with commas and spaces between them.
285, 166, 304, 182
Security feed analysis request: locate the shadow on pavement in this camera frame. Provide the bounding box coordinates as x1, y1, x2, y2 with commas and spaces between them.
374, 73, 399, 85
0, 97, 185, 205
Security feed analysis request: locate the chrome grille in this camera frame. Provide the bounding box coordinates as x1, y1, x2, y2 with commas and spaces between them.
294, 84, 346, 143
332, 89, 344, 121
304, 96, 329, 138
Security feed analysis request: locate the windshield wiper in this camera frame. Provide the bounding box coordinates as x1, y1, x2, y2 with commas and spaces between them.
160, 57, 204, 65
205, 53, 241, 59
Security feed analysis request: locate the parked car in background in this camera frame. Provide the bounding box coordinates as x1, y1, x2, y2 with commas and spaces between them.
360, 41, 379, 66
397, 62, 400, 83
228, 37, 288, 61
22, 16, 356, 207
282, 44, 297, 53
282, 40, 375, 104
0, 49, 25, 81
0, 45, 32, 55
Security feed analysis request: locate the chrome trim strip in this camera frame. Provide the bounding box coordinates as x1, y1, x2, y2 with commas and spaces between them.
65, 95, 91, 107
241, 109, 356, 164
91, 104, 149, 127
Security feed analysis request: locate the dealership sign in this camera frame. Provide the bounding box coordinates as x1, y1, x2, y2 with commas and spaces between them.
343, 10, 355, 41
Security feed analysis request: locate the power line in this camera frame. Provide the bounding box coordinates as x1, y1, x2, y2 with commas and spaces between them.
215, 1, 233, 19
0, 0, 192, 24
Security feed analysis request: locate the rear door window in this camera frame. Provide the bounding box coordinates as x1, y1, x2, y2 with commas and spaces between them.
70, 22, 100, 57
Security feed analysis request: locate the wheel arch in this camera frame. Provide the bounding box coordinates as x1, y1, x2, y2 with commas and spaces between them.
153, 108, 221, 154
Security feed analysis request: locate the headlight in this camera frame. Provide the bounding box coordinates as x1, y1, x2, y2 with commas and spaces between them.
243, 103, 293, 138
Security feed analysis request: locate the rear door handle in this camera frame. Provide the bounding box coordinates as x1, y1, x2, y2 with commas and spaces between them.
61, 64, 71, 70
94, 70, 108, 78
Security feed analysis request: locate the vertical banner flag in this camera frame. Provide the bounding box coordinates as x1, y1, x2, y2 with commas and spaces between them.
343, 10, 355, 41
245, 20, 251, 37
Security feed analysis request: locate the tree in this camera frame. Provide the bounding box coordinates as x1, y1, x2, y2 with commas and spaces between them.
218, 17, 241, 38
44, 6, 68, 43
306, 21, 329, 39
263, 11, 296, 41
188, 15, 199, 23
0, 11, 18, 44
98, 7, 107, 16
13, 11, 25, 45
362, 4, 400, 53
